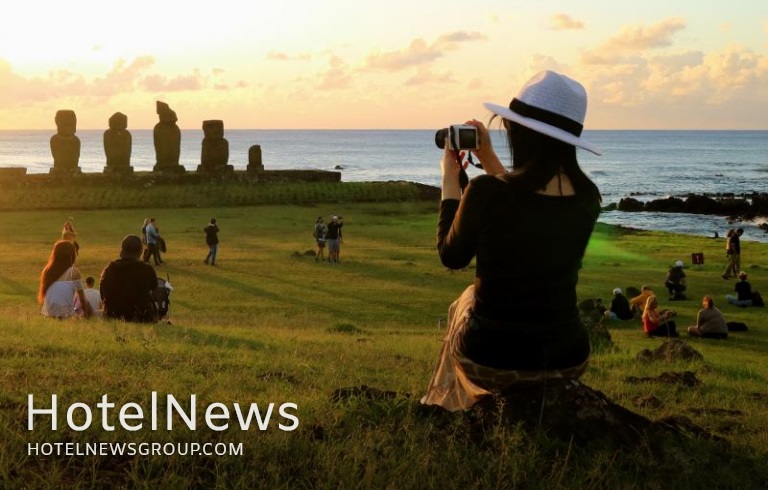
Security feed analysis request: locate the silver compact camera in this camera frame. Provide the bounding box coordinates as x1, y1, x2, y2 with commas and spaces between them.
434, 124, 479, 151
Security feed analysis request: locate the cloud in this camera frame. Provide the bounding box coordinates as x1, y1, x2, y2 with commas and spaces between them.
0, 56, 215, 108
583, 18, 686, 64
404, 68, 455, 86
142, 69, 205, 92
549, 13, 584, 31
569, 42, 768, 128
316, 55, 352, 90
267, 51, 312, 62
364, 31, 485, 71
91, 56, 156, 96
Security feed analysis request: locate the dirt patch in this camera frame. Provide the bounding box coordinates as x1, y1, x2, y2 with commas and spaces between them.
637, 339, 704, 362
686, 408, 744, 417
332, 380, 723, 448
632, 395, 663, 409
625, 371, 701, 387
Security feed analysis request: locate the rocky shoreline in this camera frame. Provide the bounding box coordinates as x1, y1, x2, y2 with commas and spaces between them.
605, 193, 768, 231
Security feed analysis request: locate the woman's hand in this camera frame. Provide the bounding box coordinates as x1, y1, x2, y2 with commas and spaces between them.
464, 119, 505, 175
441, 144, 465, 201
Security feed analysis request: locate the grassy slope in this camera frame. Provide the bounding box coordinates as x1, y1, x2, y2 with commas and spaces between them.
0, 189, 767, 488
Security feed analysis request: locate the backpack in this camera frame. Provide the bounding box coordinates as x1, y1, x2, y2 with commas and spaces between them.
752, 291, 764, 307
152, 277, 172, 319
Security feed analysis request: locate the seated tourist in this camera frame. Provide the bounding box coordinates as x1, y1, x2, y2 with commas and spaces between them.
687, 295, 728, 339
726, 271, 753, 307
605, 288, 634, 321
39, 240, 91, 319
642, 295, 678, 337
74, 276, 103, 318
629, 285, 654, 315
665, 260, 687, 300
100, 235, 158, 323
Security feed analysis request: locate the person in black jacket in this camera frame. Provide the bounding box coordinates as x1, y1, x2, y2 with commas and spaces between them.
421, 71, 602, 411
605, 288, 634, 321
204, 218, 220, 266
665, 260, 687, 300
100, 235, 158, 323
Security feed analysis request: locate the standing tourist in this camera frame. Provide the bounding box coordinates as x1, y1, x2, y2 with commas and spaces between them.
204, 218, 220, 266
421, 71, 603, 411
144, 218, 163, 266
313, 216, 326, 262
326, 215, 343, 264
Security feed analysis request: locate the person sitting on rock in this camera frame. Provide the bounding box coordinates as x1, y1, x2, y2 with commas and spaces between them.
642, 295, 678, 338
687, 295, 728, 339
665, 260, 687, 301
604, 288, 634, 321
726, 271, 753, 307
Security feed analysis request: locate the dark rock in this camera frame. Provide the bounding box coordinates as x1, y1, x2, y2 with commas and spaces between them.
632, 395, 663, 409
625, 371, 701, 387
636, 339, 704, 362
617, 197, 644, 212
645, 196, 685, 212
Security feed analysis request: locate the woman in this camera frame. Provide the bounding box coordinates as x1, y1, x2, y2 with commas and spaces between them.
687, 295, 727, 339
641, 296, 678, 338
313, 216, 326, 262
421, 71, 603, 411
61, 221, 80, 253
38, 240, 91, 319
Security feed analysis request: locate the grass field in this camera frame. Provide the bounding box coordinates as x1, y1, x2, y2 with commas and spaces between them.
1, 183, 767, 489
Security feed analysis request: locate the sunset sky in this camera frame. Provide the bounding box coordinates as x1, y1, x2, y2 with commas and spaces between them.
1, 0, 766, 130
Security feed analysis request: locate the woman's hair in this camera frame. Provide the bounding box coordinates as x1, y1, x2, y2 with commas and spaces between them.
492, 118, 602, 203
143, 218, 151, 226
38, 240, 78, 303
641, 295, 658, 320
702, 295, 714, 308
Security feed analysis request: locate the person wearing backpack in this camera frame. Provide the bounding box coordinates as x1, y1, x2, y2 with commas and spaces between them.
100, 235, 159, 323
204, 218, 219, 266
313, 216, 326, 262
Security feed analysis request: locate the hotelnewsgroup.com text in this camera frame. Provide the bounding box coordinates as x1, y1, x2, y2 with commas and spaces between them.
26, 393, 299, 457
28, 441, 243, 457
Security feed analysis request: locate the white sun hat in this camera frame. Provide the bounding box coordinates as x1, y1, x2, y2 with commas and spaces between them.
484, 70, 603, 156
613, 288, 622, 295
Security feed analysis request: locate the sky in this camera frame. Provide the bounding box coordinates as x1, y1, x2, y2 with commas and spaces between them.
0, 0, 766, 130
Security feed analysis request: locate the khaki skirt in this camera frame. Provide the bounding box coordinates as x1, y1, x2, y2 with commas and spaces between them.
421, 285, 589, 412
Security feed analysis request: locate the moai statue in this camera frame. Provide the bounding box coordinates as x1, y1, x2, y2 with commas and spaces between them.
197, 120, 233, 173
247, 145, 264, 173
153, 101, 184, 172
103, 112, 133, 174
49, 110, 81, 175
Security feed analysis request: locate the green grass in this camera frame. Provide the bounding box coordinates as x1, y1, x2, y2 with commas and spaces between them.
1, 189, 767, 488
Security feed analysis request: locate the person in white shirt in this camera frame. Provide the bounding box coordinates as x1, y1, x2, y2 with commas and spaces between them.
74, 276, 102, 317
39, 240, 91, 319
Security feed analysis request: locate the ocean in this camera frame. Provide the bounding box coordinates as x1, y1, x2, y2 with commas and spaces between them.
1, 129, 767, 242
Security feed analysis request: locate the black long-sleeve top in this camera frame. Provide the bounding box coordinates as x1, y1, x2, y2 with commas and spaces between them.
437, 173, 600, 369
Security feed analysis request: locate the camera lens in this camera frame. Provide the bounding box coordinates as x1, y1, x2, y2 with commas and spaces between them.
434, 128, 448, 149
